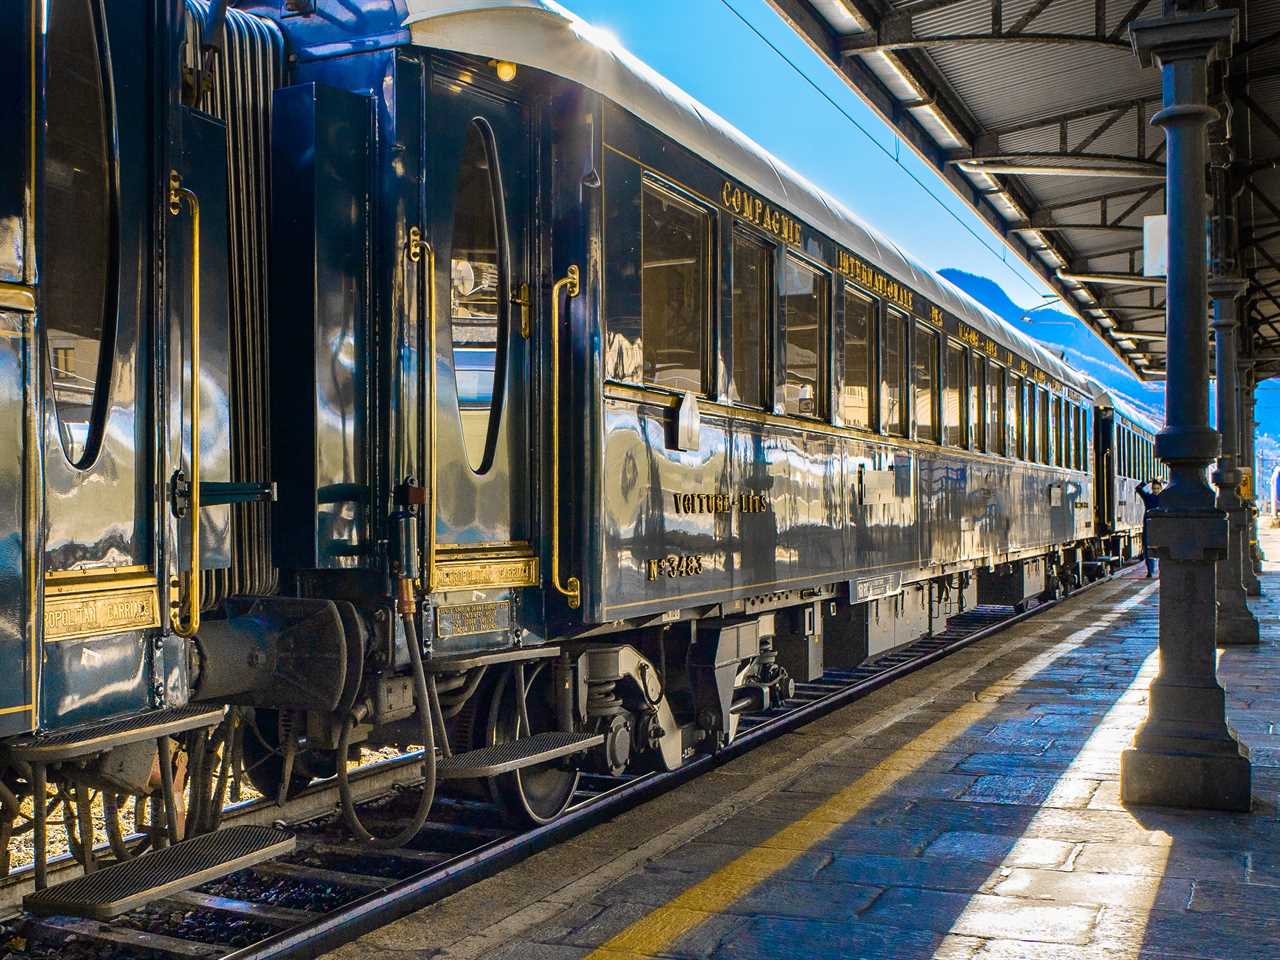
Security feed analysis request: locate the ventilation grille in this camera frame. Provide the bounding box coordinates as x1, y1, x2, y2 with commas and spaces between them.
184, 3, 283, 605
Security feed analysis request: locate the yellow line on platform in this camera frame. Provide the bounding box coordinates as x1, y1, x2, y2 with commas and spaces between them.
586, 581, 1158, 960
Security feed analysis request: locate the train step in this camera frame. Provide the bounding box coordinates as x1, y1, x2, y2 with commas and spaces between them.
23, 825, 295, 921
7, 704, 226, 763
438, 731, 604, 780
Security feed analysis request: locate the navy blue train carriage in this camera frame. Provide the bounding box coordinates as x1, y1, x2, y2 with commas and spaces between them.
0, 0, 1165, 893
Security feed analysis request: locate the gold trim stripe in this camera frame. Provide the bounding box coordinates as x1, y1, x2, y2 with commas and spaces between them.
46, 563, 151, 583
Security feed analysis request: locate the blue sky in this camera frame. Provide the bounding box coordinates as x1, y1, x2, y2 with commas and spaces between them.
556, 0, 1280, 484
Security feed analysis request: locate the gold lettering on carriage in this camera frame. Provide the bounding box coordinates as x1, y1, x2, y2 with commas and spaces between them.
836, 251, 915, 313
44, 586, 160, 641
671, 492, 772, 514
721, 182, 803, 245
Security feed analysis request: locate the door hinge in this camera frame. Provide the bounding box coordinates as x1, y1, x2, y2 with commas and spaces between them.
513, 281, 531, 338
408, 225, 424, 263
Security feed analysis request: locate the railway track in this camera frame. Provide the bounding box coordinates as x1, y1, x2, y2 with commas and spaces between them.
2, 570, 1128, 960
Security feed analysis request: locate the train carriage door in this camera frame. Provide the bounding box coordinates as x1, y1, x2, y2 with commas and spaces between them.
426, 62, 538, 620
38, 0, 174, 728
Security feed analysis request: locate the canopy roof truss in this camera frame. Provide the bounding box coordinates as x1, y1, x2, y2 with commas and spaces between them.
767, 0, 1280, 380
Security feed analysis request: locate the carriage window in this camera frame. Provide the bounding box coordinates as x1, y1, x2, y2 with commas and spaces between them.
1011, 375, 1025, 459
841, 286, 874, 429
450, 120, 507, 472
880, 310, 906, 436
1076, 406, 1086, 470
1039, 389, 1051, 464
943, 340, 965, 446
781, 257, 827, 418
1006, 373, 1019, 458
642, 181, 708, 394
969, 351, 985, 450
46, 0, 115, 466
1026, 387, 1037, 461
913, 323, 938, 442
987, 361, 1004, 456
1052, 396, 1064, 466
730, 232, 770, 408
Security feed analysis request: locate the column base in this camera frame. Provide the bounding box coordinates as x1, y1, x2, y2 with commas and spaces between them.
1121, 745, 1251, 811
1216, 607, 1261, 646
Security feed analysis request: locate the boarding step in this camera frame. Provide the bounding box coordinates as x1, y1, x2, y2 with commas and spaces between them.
24, 825, 294, 920
438, 731, 603, 780
7, 704, 226, 763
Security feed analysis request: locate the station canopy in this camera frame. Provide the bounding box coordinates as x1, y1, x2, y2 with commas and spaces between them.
767, 0, 1280, 381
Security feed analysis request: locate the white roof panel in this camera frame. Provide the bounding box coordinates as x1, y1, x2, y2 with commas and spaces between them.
404, 0, 1091, 393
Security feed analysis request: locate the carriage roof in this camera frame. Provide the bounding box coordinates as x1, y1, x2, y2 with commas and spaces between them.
404, 0, 1093, 395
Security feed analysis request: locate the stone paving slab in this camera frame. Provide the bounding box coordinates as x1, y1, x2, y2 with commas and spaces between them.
325, 539, 1280, 960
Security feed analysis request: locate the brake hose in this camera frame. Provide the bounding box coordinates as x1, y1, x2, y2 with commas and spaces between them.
338, 596, 437, 848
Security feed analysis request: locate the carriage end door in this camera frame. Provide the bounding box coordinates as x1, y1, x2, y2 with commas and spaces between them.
427, 66, 538, 615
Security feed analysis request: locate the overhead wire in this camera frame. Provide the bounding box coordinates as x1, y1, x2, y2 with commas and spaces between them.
717, 0, 1048, 300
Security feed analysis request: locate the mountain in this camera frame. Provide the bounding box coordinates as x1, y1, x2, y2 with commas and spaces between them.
939, 268, 1166, 426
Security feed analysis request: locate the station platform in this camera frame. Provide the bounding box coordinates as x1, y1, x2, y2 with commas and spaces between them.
328, 536, 1280, 960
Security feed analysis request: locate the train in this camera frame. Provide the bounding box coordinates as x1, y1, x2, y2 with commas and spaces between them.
0, 0, 1166, 894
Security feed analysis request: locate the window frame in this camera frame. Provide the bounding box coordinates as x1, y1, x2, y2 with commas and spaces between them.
727, 226, 775, 411
969, 350, 986, 452
987, 359, 1005, 457
880, 307, 909, 438
839, 281, 877, 431
912, 321, 940, 444
638, 175, 715, 397
943, 337, 967, 448
779, 251, 832, 422
45, 0, 121, 469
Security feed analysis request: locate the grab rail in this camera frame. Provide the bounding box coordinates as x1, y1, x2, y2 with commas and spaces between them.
415, 229, 440, 593
550, 265, 581, 609
168, 170, 201, 637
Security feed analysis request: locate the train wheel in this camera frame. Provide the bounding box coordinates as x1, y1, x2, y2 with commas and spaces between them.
484, 662, 578, 826
241, 709, 336, 800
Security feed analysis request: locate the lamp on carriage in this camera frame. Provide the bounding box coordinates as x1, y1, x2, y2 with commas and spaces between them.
490, 59, 518, 82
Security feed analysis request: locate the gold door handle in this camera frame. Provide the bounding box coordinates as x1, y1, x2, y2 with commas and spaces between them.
169, 170, 201, 637
513, 281, 531, 339
550, 265, 580, 609
420, 234, 439, 593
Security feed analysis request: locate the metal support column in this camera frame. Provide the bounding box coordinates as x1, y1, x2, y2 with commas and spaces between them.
1121, 3, 1250, 811
1239, 363, 1264, 595
1210, 277, 1259, 645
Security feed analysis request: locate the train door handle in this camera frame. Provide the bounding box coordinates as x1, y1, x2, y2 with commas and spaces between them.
512, 281, 531, 338
550, 265, 581, 610
168, 170, 202, 638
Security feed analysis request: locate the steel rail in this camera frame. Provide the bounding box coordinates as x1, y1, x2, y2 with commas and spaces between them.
221, 567, 1132, 960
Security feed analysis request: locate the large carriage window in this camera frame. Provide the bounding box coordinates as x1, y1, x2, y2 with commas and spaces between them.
1038, 388, 1051, 464
943, 340, 965, 446
987, 361, 1004, 456
969, 351, 985, 450
451, 120, 506, 472
730, 232, 770, 408
1011, 375, 1025, 459
841, 286, 874, 429
782, 257, 827, 418
1006, 373, 1018, 457
913, 323, 938, 442
880, 310, 906, 436
1052, 396, 1064, 466
46, 0, 115, 466
642, 182, 708, 394
1026, 387, 1037, 461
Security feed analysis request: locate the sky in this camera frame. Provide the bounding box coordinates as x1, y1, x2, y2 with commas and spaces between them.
555, 0, 1280, 490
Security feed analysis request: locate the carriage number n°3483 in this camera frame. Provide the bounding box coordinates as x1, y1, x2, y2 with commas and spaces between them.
647, 554, 704, 581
